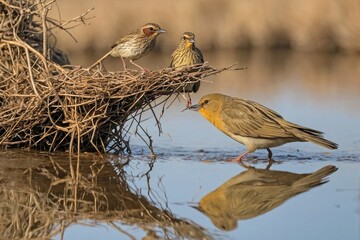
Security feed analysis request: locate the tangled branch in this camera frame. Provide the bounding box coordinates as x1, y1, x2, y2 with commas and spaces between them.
0, 0, 244, 155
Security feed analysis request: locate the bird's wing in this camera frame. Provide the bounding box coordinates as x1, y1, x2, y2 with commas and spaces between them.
112, 36, 131, 48
195, 47, 204, 63
111, 30, 139, 49
221, 98, 293, 138
169, 50, 176, 67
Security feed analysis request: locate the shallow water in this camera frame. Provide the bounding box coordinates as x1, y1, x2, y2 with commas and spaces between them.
1, 50, 360, 239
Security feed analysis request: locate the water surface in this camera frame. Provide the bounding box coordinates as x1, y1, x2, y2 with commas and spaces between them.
1, 50, 359, 239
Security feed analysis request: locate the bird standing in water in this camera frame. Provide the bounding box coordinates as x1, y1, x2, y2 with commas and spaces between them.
189, 93, 338, 167
170, 32, 204, 108
90, 23, 165, 71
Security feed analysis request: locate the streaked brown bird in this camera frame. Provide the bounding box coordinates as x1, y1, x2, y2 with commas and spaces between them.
90, 23, 165, 70
189, 93, 338, 166
170, 32, 204, 108
107, 23, 165, 71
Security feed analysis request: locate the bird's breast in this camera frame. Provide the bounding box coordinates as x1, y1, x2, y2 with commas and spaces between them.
110, 38, 154, 59
200, 109, 227, 133
171, 48, 202, 68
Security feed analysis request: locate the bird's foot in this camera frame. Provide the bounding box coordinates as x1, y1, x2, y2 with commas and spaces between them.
139, 68, 151, 76
236, 160, 254, 169
265, 159, 275, 170
129, 60, 149, 74
186, 99, 192, 108
230, 156, 254, 169
232, 150, 252, 168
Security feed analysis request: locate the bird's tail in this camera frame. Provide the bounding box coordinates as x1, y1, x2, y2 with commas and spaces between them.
88, 50, 113, 69
294, 165, 338, 188
283, 121, 338, 149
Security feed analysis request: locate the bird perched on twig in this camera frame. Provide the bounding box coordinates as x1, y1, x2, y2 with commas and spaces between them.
170, 32, 204, 108
189, 93, 338, 167
90, 23, 165, 71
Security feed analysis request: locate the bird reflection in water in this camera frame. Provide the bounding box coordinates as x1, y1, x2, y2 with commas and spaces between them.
196, 165, 337, 231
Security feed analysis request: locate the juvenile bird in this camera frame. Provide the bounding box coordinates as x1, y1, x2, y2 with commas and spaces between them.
170, 32, 204, 108
189, 93, 338, 166
91, 23, 165, 71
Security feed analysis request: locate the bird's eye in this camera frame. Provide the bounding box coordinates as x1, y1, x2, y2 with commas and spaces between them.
182, 36, 187, 40
149, 27, 154, 31
204, 100, 209, 104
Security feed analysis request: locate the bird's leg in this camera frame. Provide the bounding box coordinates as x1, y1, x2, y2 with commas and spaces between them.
234, 150, 252, 169
266, 148, 273, 160
235, 150, 250, 162
121, 57, 127, 71
265, 161, 273, 170
130, 59, 148, 72
180, 89, 191, 108
266, 148, 276, 167
186, 93, 192, 108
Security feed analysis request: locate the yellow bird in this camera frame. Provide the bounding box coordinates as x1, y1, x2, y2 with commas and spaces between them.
198, 165, 337, 230
170, 32, 204, 107
189, 93, 338, 165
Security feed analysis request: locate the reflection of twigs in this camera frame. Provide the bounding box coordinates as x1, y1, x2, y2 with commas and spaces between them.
157, 176, 170, 210
145, 173, 171, 211
135, 160, 171, 214
108, 222, 136, 240
140, 159, 156, 199
0, 151, 214, 239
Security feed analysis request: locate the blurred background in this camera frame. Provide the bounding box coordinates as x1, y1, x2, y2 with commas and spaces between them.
51, 0, 360, 59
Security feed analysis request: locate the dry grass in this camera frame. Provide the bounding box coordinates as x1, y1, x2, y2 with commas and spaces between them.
0, 0, 242, 155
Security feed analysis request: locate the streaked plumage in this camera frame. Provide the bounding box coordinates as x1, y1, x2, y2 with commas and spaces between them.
110, 23, 165, 70
170, 32, 204, 107
189, 93, 338, 165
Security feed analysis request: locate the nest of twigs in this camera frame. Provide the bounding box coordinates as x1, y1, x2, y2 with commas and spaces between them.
0, 0, 242, 155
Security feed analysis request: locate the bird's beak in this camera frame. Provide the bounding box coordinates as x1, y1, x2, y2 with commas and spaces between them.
189, 38, 195, 43
188, 104, 201, 111
181, 104, 201, 112
190, 204, 201, 212
157, 29, 166, 34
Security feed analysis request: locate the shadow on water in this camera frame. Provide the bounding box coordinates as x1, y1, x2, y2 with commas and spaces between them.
0, 150, 212, 240
196, 165, 337, 231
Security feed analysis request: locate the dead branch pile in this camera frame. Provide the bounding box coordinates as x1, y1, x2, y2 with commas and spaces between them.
0, 0, 242, 154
